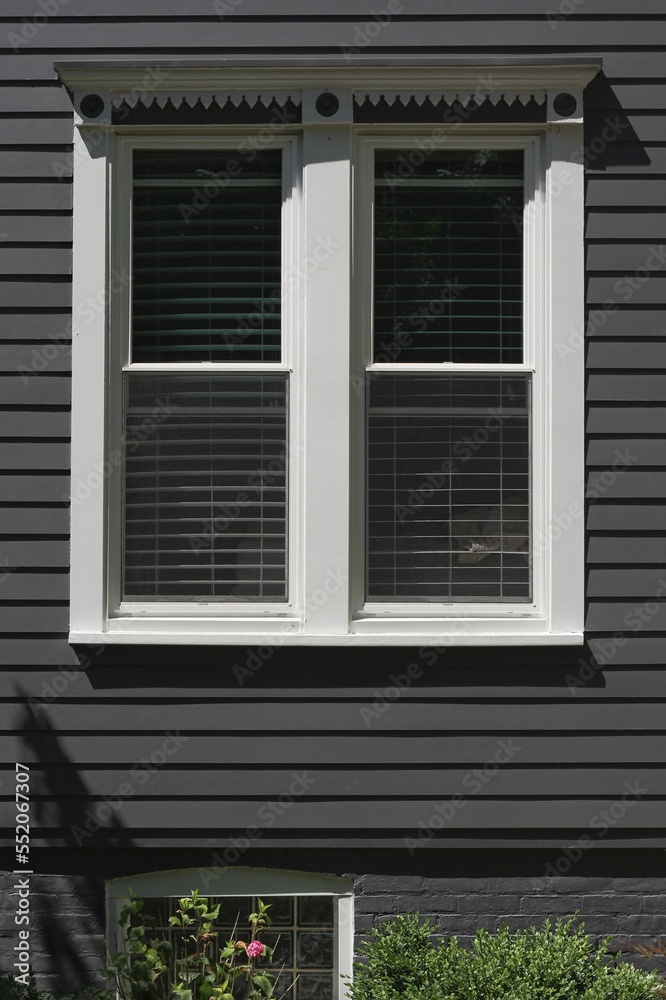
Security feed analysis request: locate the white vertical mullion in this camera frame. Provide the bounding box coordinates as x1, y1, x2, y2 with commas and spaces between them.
69, 127, 110, 638
303, 127, 352, 634
548, 122, 585, 634
337, 894, 355, 1000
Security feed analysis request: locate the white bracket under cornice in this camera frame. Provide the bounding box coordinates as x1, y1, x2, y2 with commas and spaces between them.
56, 61, 601, 126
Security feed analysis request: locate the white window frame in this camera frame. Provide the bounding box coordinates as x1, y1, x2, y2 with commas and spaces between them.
65, 62, 596, 646
106, 867, 354, 1000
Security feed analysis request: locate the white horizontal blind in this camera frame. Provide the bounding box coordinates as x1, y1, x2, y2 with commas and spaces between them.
367, 373, 530, 602
123, 374, 288, 601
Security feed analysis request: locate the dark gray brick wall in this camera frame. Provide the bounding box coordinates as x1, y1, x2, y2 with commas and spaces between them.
2, 854, 665, 992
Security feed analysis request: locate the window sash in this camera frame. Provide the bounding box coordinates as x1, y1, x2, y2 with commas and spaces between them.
350, 133, 545, 623
107, 134, 301, 621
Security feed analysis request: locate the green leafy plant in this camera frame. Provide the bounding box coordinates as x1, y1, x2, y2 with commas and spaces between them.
107, 890, 287, 1000
347, 914, 664, 1000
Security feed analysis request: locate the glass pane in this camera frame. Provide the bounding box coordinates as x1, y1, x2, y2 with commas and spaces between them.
367, 373, 531, 602
123, 372, 288, 601
132, 148, 282, 363
374, 149, 523, 363
298, 897, 333, 927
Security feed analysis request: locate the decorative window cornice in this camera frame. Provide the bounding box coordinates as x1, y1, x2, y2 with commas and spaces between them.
55, 59, 601, 121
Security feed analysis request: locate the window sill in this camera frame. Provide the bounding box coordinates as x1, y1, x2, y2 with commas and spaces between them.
70, 628, 584, 646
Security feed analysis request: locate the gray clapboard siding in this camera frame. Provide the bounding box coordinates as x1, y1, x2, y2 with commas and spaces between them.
585, 85, 666, 110
0, 445, 70, 470
6, 766, 660, 799
0, 638, 77, 665
587, 439, 666, 466
0, 217, 72, 245
586, 147, 666, 175
587, 180, 666, 208
6, 798, 665, 831
6, 0, 666, 13
1, 412, 70, 436
0, 87, 73, 114
587, 278, 666, 306
588, 537, 666, 563
1, 1, 666, 849
0, 345, 71, 375
587, 602, 666, 631
585, 311, 666, 338
0, 150, 71, 180
4, 734, 666, 765
1, 507, 69, 533
0, 182, 72, 212
588, 568, 666, 597
588, 374, 666, 401
3, 20, 666, 48
588, 504, 666, 531
587, 344, 666, 370
587, 408, 666, 434
14, 700, 666, 732
6, 668, 666, 700
0, 541, 69, 566
587, 246, 666, 272
0, 280, 71, 309
0, 55, 57, 80
0, 607, 67, 632
0, 314, 73, 340
0, 575, 68, 601
587, 212, 666, 240
588, 472, 666, 498
0, 248, 72, 276
0, 376, 69, 405
0, 118, 73, 145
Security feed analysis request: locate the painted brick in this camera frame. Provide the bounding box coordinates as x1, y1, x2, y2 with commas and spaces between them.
458, 894, 521, 913
641, 895, 666, 913
578, 894, 640, 914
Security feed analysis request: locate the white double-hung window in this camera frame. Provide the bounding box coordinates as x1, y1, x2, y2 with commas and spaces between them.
63, 61, 598, 645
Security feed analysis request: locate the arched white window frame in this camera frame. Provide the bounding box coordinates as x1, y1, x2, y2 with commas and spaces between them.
106, 866, 354, 1000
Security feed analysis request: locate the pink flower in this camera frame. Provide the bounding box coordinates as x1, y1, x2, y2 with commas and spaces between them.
246, 940, 265, 959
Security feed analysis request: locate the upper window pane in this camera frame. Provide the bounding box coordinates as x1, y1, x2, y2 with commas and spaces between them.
374, 149, 523, 364
132, 148, 282, 363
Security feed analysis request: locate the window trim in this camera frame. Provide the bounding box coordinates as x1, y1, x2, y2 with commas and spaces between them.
66, 62, 595, 646
105, 867, 354, 1000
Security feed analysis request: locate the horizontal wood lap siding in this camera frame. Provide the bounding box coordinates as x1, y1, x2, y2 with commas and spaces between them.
0, 2, 665, 848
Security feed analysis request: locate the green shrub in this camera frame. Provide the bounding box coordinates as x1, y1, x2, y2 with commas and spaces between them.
347, 915, 663, 1000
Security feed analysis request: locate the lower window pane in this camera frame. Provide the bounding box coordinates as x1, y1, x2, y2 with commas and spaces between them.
123, 372, 288, 601
367, 373, 531, 602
